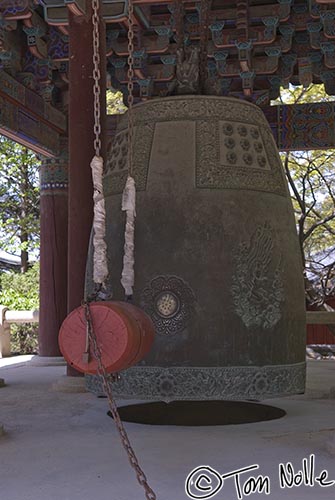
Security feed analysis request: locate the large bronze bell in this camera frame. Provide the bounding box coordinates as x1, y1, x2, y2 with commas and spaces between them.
86, 96, 306, 401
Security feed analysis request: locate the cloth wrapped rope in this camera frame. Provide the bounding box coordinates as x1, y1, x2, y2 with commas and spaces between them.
90, 155, 109, 286
121, 175, 136, 297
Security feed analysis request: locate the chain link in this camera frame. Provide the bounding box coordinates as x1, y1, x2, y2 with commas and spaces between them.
92, 0, 102, 156
89, 2, 156, 497
127, 0, 135, 176
174, 0, 184, 50
199, 0, 211, 91
84, 302, 157, 500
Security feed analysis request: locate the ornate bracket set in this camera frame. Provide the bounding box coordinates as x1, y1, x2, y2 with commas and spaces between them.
2, 1, 335, 107
3, 1, 335, 155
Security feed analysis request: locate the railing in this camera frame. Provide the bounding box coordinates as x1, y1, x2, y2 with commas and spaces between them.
0, 307, 334, 358
306, 311, 335, 325
0, 306, 39, 358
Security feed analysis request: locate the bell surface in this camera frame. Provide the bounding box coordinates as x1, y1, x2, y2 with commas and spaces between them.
86, 96, 306, 401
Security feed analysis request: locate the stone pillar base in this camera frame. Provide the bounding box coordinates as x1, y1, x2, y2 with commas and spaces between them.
30, 356, 66, 367
52, 375, 87, 393
0, 378, 5, 388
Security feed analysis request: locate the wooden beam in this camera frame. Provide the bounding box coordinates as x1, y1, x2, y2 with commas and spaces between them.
107, 101, 335, 153
263, 102, 335, 151
0, 72, 66, 157
306, 311, 335, 325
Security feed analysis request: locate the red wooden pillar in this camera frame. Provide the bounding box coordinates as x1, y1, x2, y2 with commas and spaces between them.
67, 5, 106, 375
39, 149, 68, 356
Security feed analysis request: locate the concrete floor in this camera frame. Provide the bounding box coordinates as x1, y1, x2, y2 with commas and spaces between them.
0, 357, 334, 500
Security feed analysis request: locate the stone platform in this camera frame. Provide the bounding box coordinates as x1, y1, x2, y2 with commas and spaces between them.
0, 356, 334, 500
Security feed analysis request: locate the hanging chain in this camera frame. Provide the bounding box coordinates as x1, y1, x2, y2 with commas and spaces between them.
199, 0, 211, 91
88, 2, 157, 499
92, 0, 102, 157
127, 0, 135, 176
174, 0, 184, 50
84, 303, 157, 500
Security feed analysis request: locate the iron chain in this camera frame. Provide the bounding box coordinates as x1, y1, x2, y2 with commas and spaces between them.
84, 302, 157, 500
92, 0, 102, 156
199, 0, 210, 91
88, 2, 156, 498
127, 0, 135, 176
174, 0, 184, 50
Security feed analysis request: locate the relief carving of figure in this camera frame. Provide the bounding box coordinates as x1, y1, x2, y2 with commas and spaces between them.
231, 222, 284, 330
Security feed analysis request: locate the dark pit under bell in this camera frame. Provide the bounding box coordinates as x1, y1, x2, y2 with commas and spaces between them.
109, 401, 286, 426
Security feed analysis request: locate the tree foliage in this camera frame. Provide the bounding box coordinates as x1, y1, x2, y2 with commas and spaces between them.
282, 149, 335, 299
275, 83, 335, 105
0, 135, 40, 272
106, 90, 127, 115
0, 263, 39, 354
0, 263, 39, 310
274, 85, 335, 303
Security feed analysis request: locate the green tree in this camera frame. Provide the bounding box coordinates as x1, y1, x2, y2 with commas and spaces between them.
0, 135, 40, 272
106, 89, 127, 115
282, 149, 335, 301
274, 84, 335, 305
0, 263, 39, 353
0, 263, 39, 310
276, 83, 335, 105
